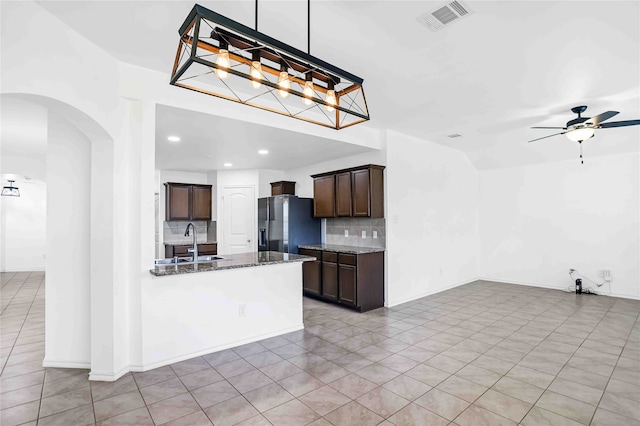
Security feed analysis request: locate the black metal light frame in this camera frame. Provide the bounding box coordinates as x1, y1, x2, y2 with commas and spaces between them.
170, 4, 370, 129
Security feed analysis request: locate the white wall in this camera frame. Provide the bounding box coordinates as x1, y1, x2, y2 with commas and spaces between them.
258, 169, 286, 197
44, 112, 92, 367
385, 130, 480, 306
479, 152, 640, 299
0, 176, 47, 271
1, 98, 48, 272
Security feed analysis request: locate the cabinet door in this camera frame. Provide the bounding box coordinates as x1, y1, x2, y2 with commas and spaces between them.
335, 172, 352, 217
192, 185, 212, 220
300, 249, 321, 295
322, 261, 338, 300
351, 169, 371, 217
338, 264, 357, 306
166, 184, 191, 221
313, 175, 336, 218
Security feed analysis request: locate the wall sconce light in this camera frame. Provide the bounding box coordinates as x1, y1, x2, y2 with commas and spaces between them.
170, 3, 370, 130
1, 180, 20, 197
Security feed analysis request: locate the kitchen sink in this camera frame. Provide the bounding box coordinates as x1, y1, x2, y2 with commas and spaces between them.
154, 256, 223, 265
191, 255, 224, 262
154, 257, 191, 265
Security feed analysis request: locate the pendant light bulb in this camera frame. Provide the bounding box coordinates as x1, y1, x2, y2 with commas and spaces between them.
325, 81, 336, 112
250, 62, 262, 89
278, 62, 290, 98
250, 51, 262, 89
303, 73, 314, 105
215, 48, 230, 79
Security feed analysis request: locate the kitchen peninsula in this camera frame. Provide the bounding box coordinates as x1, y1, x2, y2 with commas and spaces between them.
142, 252, 313, 371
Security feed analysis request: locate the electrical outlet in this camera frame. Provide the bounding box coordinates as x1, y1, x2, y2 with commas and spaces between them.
239, 304, 246, 317
344, 229, 349, 237
598, 270, 604, 278
373, 231, 378, 239
604, 270, 612, 282
361, 230, 366, 239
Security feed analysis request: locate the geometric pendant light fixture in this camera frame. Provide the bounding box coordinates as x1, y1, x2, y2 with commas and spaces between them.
1, 180, 20, 197
170, 3, 370, 129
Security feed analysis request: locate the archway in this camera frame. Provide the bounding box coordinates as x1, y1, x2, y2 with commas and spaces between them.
1, 93, 115, 369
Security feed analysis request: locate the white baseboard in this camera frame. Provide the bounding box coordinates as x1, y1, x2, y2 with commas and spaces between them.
89, 365, 130, 382
42, 359, 91, 369
1, 267, 46, 273
132, 323, 304, 373
386, 276, 639, 307
478, 276, 640, 300
386, 277, 478, 307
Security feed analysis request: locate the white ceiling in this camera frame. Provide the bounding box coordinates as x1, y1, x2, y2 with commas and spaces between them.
36, 1, 640, 169
155, 104, 375, 171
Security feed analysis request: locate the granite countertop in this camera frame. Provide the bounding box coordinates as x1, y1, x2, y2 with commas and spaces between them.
298, 244, 385, 254
164, 241, 217, 245
150, 251, 313, 277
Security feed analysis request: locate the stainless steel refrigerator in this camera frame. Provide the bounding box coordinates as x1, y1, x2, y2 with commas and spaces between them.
258, 195, 321, 254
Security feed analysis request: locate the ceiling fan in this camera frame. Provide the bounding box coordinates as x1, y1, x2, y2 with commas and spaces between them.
528, 105, 640, 163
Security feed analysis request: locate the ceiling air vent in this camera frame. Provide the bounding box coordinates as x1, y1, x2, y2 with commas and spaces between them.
417, 1, 472, 32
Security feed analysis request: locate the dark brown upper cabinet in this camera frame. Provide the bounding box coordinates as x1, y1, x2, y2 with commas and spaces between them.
270, 181, 296, 196
313, 175, 336, 218
311, 165, 384, 219
165, 182, 212, 221
335, 172, 352, 217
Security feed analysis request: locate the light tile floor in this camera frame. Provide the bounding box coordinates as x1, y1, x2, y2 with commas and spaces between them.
1, 272, 639, 425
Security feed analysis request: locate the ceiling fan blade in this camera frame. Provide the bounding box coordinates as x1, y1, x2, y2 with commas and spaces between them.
584, 111, 619, 126
527, 132, 566, 143
531, 126, 566, 129
599, 119, 640, 128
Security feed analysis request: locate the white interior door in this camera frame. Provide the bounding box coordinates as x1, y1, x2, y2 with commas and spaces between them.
222, 186, 255, 254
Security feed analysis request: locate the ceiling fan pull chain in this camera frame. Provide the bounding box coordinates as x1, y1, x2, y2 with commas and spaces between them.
579, 141, 584, 164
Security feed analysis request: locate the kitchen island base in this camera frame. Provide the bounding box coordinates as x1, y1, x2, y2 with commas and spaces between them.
140, 254, 306, 373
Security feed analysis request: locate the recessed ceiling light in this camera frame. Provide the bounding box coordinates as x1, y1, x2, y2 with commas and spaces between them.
223, 163, 232, 167
258, 149, 269, 155
167, 135, 181, 142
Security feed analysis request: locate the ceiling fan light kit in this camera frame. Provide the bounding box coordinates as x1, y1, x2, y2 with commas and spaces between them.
170, 3, 370, 130
529, 105, 640, 164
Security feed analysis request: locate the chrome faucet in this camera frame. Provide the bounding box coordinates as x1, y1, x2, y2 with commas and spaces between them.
184, 223, 198, 262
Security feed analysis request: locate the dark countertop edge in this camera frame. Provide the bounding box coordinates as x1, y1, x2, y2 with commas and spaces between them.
298, 244, 385, 254
150, 254, 314, 277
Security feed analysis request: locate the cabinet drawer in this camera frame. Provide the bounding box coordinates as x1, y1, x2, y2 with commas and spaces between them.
172, 245, 191, 256
338, 253, 356, 265
299, 248, 321, 259
198, 244, 217, 254
322, 251, 338, 262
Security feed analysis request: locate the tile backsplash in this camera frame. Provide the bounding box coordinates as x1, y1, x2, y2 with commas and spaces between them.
163, 221, 216, 244
325, 217, 385, 248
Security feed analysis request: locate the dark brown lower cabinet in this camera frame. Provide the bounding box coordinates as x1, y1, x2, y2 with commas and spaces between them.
300, 248, 384, 312
322, 261, 338, 300
299, 249, 321, 296
338, 264, 357, 306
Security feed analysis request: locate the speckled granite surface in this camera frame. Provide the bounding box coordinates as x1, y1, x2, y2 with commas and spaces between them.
298, 244, 385, 254
150, 251, 313, 276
